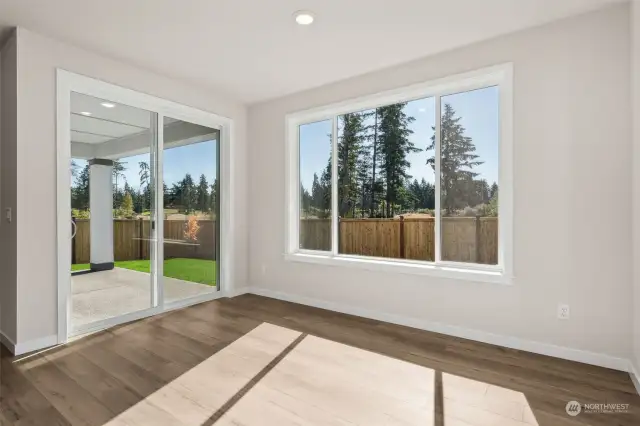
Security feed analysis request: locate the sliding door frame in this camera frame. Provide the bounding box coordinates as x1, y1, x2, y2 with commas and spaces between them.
56, 69, 234, 342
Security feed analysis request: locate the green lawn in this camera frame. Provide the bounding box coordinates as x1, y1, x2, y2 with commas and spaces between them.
72, 258, 217, 286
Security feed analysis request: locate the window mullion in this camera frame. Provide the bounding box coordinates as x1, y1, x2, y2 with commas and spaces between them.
331, 116, 339, 256
434, 95, 442, 264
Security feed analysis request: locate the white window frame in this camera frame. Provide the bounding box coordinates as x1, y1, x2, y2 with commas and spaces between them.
285, 63, 513, 284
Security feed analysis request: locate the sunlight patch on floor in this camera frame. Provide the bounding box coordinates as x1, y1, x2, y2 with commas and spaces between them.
73, 322, 540, 426
443, 373, 539, 426
103, 323, 301, 426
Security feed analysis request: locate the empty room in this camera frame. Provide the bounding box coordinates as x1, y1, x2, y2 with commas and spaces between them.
1, 0, 640, 425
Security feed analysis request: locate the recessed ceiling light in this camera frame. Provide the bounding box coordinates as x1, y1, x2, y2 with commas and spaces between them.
294, 11, 314, 25
80, 111, 92, 116
101, 102, 116, 108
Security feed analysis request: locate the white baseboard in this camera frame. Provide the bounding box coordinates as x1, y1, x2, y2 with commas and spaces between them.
0, 330, 16, 354
629, 361, 640, 396
11, 334, 59, 357
226, 287, 252, 298
248, 287, 630, 372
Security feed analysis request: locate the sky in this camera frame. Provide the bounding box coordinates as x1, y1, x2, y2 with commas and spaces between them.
299, 86, 499, 190
72, 139, 218, 190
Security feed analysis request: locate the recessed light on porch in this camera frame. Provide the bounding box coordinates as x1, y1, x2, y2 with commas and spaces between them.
101, 102, 116, 108
80, 111, 92, 116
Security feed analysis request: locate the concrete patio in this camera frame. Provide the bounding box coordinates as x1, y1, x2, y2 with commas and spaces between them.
71, 267, 216, 328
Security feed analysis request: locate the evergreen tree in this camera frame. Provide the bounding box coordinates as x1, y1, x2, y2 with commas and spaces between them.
71, 160, 81, 179
181, 173, 196, 214
169, 182, 182, 208
377, 103, 419, 217
420, 178, 435, 210
196, 174, 210, 212
209, 179, 218, 216
408, 179, 422, 210
163, 183, 170, 208
337, 112, 369, 217
490, 182, 499, 199
427, 103, 483, 214
120, 192, 134, 218
310, 173, 323, 212
139, 161, 151, 211
301, 184, 312, 217
71, 164, 90, 210
318, 158, 332, 219
112, 160, 127, 207
369, 108, 381, 217
475, 179, 491, 205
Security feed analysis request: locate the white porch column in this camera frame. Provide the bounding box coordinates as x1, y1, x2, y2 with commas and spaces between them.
89, 159, 114, 271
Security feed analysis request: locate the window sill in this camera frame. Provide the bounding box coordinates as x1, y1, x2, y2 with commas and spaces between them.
283, 252, 512, 285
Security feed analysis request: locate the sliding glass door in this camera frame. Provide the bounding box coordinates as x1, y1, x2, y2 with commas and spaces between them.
161, 117, 220, 305
69, 92, 157, 331
64, 85, 223, 337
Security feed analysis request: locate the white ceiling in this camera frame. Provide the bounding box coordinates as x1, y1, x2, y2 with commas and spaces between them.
0, 0, 626, 103
70, 92, 151, 144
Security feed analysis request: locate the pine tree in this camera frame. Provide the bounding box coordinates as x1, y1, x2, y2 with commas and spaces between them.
112, 160, 127, 207
72, 164, 90, 210
71, 160, 80, 179
337, 112, 368, 217
420, 178, 435, 210
163, 183, 169, 209
181, 173, 196, 214
301, 184, 312, 217
310, 173, 323, 213
377, 103, 419, 217
427, 103, 483, 214
408, 179, 421, 210
209, 179, 218, 216
139, 161, 151, 211
475, 179, 491, 205
490, 182, 499, 199
369, 108, 382, 217
120, 192, 134, 218
196, 174, 209, 212
319, 158, 332, 219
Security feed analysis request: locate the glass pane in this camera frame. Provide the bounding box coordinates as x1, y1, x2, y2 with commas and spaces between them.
439, 86, 499, 265
162, 117, 220, 303
336, 98, 436, 260
299, 120, 332, 251
70, 92, 156, 329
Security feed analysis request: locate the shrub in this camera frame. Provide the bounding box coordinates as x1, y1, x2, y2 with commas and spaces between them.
184, 216, 200, 241
72, 209, 90, 219
462, 206, 477, 217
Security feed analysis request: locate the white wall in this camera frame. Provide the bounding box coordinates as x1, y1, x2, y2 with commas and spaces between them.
13, 28, 249, 345
248, 5, 632, 363
0, 32, 18, 345
632, 0, 640, 377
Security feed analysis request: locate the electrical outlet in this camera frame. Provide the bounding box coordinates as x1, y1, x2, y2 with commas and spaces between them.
557, 304, 570, 320
261, 263, 267, 275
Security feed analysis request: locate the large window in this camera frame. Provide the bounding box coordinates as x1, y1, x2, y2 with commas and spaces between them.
287, 65, 512, 282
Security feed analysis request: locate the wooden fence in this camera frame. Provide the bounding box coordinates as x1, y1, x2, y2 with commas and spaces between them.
300, 217, 498, 264
72, 219, 217, 264
73, 217, 497, 265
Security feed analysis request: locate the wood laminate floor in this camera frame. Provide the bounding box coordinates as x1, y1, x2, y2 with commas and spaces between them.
1, 294, 639, 426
